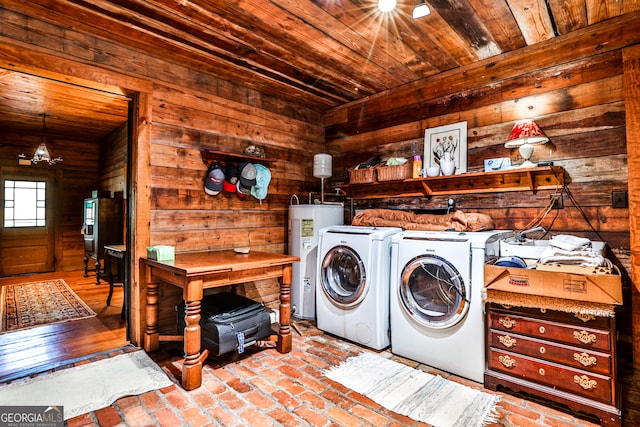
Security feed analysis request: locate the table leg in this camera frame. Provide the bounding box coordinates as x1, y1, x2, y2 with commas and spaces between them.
144, 280, 160, 352
95, 259, 102, 284
105, 250, 115, 306
277, 264, 293, 353
182, 298, 207, 390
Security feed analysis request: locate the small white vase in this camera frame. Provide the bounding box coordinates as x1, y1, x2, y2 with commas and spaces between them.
440, 159, 455, 176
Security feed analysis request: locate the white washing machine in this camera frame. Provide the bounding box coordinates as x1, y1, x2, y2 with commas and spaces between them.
389, 229, 510, 383
316, 225, 402, 350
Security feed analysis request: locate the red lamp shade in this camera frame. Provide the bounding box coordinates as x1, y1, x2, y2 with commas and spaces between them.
504, 119, 548, 148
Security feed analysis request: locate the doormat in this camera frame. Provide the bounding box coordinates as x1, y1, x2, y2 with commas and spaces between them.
324, 352, 500, 427
0, 350, 173, 420
1, 279, 96, 333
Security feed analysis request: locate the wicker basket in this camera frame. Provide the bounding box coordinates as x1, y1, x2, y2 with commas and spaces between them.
376, 162, 411, 181
348, 166, 376, 184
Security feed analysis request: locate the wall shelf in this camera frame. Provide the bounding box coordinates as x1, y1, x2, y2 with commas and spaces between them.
334, 166, 564, 199
201, 148, 277, 164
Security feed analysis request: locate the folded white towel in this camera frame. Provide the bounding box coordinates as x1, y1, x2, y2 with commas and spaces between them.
539, 247, 604, 266
549, 234, 592, 252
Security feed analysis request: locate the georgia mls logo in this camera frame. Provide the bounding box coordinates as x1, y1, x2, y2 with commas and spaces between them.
0, 405, 64, 427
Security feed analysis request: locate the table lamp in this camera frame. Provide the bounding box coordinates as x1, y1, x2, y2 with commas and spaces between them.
313, 153, 332, 204
504, 119, 549, 168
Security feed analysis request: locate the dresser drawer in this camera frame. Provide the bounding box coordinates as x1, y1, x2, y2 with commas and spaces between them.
488, 348, 612, 403
491, 305, 612, 329
489, 329, 612, 375
488, 311, 611, 352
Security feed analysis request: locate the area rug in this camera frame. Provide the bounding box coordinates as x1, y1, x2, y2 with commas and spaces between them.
0, 350, 173, 420
324, 353, 500, 427
1, 279, 96, 333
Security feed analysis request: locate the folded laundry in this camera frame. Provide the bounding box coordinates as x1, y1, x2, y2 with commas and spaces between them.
548, 234, 592, 251
539, 249, 604, 266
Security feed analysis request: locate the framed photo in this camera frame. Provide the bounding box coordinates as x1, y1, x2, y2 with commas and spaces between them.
424, 121, 467, 174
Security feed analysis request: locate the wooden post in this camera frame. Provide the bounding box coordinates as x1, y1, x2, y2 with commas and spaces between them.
623, 44, 640, 370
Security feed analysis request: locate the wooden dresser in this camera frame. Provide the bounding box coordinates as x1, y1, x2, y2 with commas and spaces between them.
484, 303, 621, 427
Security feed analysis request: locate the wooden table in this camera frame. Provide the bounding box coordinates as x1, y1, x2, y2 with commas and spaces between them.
141, 249, 299, 390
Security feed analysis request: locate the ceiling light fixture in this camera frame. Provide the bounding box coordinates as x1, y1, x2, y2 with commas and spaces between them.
378, 0, 396, 12
19, 114, 63, 165
504, 119, 548, 168
412, 1, 431, 18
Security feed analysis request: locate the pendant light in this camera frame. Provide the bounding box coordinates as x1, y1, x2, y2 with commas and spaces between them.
412, 1, 431, 18
19, 114, 63, 165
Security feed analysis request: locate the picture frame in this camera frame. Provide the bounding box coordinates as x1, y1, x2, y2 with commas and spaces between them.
424, 121, 467, 174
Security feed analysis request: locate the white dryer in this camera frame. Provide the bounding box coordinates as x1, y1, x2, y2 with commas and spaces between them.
316, 225, 402, 350
389, 230, 510, 382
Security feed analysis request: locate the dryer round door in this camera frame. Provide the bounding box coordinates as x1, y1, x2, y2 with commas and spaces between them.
399, 254, 469, 329
320, 245, 367, 307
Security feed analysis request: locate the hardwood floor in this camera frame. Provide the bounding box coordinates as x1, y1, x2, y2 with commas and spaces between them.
0, 270, 128, 382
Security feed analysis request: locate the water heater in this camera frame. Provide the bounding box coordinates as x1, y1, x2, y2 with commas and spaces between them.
288, 204, 343, 319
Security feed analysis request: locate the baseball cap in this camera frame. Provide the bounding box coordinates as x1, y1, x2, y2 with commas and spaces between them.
238, 163, 257, 187
236, 181, 252, 197
223, 163, 239, 193
251, 164, 271, 201
204, 162, 225, 196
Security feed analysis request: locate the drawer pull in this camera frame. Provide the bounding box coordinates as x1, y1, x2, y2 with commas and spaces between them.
499, 317, 516, 329
538, 368, 545, 375
498, 335, 517, 348
539, 346, 546, 354
539, 326, 546, 334
573, 330, 597, 345
498, 355, 516, 368
574, 375, 598, 390
574, 313, 596, 323
574, 352, 598, 367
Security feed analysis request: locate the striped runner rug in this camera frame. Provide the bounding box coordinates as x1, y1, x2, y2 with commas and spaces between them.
324, 352, 500, 427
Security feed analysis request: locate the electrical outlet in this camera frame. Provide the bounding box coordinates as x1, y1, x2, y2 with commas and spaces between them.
550, 193, 563, 209
612, 190, 628, 208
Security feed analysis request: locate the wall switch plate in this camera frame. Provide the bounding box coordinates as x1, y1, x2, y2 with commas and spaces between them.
550, 193, 563, 209
612, 190, 628, 208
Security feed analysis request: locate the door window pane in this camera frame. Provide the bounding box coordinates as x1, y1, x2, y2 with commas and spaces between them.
4, 180, 47, 227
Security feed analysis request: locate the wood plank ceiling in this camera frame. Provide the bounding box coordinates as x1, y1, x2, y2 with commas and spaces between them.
0, 0, 638, 140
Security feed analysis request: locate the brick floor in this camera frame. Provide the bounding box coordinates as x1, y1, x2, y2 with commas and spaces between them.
13, 329, 612, 427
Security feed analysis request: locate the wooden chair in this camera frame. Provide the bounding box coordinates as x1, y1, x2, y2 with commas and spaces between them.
104, 245, 126, 319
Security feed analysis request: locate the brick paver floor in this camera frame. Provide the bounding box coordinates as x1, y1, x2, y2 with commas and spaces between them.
48, 328, 604, 426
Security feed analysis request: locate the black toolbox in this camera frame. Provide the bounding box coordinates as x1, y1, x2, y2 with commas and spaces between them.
177, 292, 273, 356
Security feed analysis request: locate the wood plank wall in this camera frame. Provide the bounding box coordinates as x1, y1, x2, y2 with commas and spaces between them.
325, 16, 639, 369
0, 2, 325, 336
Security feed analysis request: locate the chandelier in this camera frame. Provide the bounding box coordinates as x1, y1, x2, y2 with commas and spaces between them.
19, 114, 63, 165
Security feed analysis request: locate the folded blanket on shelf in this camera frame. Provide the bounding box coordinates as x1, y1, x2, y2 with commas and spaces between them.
351, 209, 494, 232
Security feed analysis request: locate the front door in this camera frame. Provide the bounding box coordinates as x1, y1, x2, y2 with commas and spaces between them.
0, 166, 59, 276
